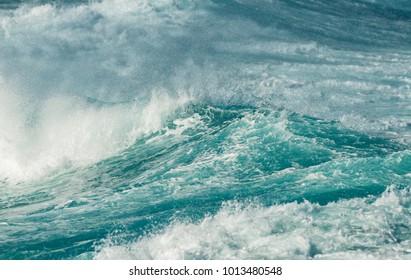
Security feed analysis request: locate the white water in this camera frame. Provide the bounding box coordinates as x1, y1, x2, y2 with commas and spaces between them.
95, 185, 411, 260
0, 87, 190, 182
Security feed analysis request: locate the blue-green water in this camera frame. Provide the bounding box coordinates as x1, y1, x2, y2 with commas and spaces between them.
0, 0, 410, 259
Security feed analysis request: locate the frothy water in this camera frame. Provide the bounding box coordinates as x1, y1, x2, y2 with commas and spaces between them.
95, 186, 411, 260
0, 0, 410, 259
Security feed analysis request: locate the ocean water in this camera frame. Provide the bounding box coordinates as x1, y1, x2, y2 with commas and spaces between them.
0, 0, 410, 260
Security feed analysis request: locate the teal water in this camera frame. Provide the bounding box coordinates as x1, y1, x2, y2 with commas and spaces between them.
0, 0, 410, 259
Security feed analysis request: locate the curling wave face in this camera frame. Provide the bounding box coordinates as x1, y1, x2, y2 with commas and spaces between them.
0, 0, 410, 259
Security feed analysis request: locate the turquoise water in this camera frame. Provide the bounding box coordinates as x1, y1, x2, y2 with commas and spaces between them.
0, 0, 410, 259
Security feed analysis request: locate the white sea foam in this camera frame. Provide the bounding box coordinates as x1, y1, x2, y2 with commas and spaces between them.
0, 85, 25, 182
0, 86, 190, 183
94, 186, 411, 260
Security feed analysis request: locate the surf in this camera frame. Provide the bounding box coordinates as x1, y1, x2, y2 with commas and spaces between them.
0, 0, 410, 260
